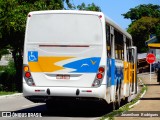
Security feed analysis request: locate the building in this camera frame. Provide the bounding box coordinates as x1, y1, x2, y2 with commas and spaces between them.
145, 35, 160, 63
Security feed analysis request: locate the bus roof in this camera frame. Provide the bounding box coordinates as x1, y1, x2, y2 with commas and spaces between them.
105, 16, 132, 40
28, 10, 103, 16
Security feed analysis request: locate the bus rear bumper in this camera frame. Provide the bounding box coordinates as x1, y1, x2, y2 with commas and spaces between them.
23, 82, 106, 102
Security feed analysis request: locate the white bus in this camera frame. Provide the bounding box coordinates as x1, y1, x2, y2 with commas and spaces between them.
23, 10, 137, 109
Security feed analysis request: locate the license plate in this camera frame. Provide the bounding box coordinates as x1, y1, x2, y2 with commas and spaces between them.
56, 75, 70, 79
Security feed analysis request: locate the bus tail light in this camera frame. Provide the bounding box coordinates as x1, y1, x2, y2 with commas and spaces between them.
98, 67, 105, 73
97, 73, 103, 79
92, 66, 105, 87
24, 66, 29, 72
25, 72, 31, 78
23, 65, 35, 86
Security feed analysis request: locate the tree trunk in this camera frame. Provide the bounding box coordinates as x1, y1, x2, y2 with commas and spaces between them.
12, 49, 23, 92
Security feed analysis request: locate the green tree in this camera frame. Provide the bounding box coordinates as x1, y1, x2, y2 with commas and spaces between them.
122, 4, 160, 53
128, 17, 160, 53
77, 2, 101, 12
0, 0, 71, 91
122, 4, 160, 22
156, 24, 160, 41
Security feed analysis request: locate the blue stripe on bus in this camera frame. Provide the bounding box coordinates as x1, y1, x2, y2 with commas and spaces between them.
108, 58, 124, 86
115, 64, 123, 84
63, 57, 101, 73
107, 58, 111, 87
111, 59, 115, 85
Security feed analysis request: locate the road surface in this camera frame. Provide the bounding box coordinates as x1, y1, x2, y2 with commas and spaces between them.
0, 94, 110, 120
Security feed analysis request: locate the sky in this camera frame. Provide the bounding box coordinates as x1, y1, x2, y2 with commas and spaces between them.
72, 0, 160, 30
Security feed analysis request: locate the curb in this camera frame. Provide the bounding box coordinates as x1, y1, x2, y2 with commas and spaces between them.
101, 77, 147, 120
0, 93, 23, 99
128, 78, 147, 109
128, 90, 147, 109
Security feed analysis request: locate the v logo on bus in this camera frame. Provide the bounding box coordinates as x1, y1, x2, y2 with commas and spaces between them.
90, 59, 96, 65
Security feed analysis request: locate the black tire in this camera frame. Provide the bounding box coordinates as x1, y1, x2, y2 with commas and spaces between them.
121, 97, 128, 106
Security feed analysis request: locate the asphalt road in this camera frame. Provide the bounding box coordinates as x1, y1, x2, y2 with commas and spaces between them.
0, 94, 112, 120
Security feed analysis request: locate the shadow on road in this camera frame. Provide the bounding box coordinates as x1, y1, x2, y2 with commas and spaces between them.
140, 97, 160, 100
145, 84, 160, 86
14, 100, 113, 117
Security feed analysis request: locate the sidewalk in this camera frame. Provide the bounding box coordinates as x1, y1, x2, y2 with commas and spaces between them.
0, 93, 22, 99
115, 73, 160, 120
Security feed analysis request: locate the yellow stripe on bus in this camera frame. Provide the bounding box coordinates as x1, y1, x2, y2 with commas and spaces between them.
124, 61, 129, 84
28, 56, 73, 72
124, 61, 136, 84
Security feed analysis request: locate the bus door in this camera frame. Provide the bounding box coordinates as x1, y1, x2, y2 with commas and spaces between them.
127, 47, 137, 94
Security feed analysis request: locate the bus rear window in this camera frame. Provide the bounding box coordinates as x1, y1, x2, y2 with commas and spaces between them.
26, 13, 103, 45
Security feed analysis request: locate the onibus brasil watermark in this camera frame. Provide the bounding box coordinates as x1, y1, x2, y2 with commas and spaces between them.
1, 112, 42, 118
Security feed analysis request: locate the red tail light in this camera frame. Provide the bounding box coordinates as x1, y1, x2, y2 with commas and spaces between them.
25, 72, 31, 78
97, 73, 103, 79
98, 67, 104, 73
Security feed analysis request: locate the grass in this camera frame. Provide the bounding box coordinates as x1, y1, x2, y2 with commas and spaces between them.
100, 78, 148, 120
0, 91, 17, 96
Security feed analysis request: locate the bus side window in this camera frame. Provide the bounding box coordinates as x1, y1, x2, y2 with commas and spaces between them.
126, 38, 132, 61
106, 24, 111, 58
115, 30, 124, 60
126, 38, 131, 48
128, 49, 134, 62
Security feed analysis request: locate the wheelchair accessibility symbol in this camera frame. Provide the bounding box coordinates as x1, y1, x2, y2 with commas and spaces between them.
28, 51, 38, 62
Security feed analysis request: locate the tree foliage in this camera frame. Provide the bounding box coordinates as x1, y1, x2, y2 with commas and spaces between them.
128, 17, 160, 52
122, 4, 160, 53
122, 4, 160, 22
156, 23, 160, 41
77, 2, 101, 12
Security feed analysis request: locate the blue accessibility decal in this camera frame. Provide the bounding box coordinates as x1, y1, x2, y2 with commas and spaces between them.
28, 51, 38, 62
